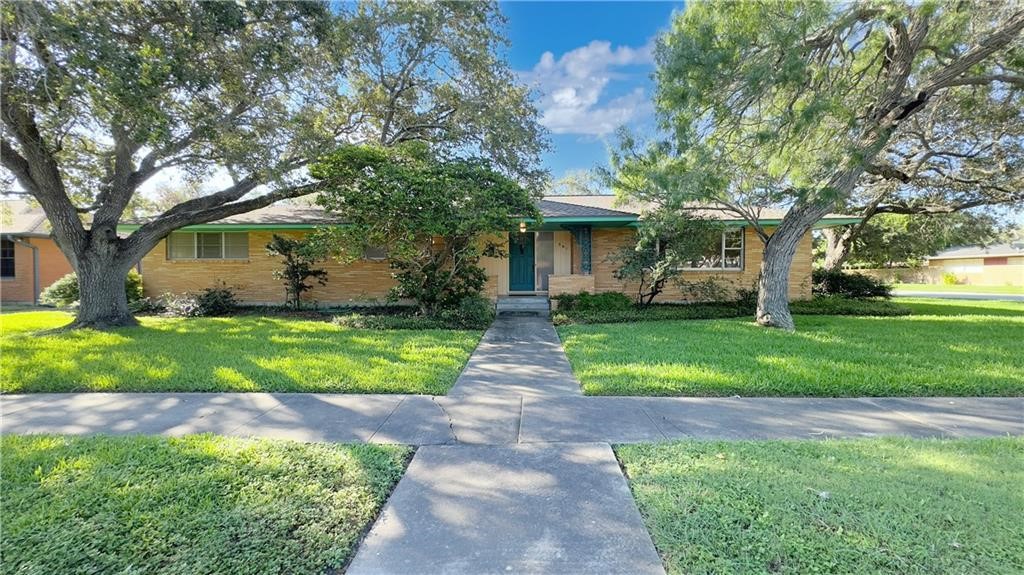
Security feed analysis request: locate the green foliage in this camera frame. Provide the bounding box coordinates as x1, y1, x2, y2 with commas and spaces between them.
943, 272, 961, 285
789, 296, 909, 317
195, 283, 239, 316
557, 299, 1024, 396
842, 213, 1012, 268
40, 271, 144, 307
332, 295, 494, 330
619, 438, 1024, 574
812, 268, 892, 299
266, 234, 328, 309
553, 292, 634, 312
0, 434, 410, 575
0, 312, 481, 394
551, 296, 909, 326
611, 212, 724, 306
435, 295, 496, 330
312, 143, 540, 314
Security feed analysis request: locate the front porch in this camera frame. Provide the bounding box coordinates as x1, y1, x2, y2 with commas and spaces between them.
482, 224, 607, 300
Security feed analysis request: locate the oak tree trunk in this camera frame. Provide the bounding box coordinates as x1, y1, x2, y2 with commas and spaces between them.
65, 232, 140, 330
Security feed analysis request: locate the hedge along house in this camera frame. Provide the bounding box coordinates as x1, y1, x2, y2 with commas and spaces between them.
120, 196, 860, 308
1, 199, 74, 305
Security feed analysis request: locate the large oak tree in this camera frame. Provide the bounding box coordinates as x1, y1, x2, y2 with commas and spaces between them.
616, 0, 1023, 329
1, 0, 545, 328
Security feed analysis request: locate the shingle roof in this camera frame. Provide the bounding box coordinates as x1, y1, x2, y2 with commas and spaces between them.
929, 242, 1024, 260
0, 199, 50, 236
115, 195, 861, 229
535, 198, 635, 218
191, 203, 346, 225
540, 195, 860, 222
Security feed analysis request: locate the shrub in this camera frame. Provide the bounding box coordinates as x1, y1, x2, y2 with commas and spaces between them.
553, 291, 633, 312
551, 296, 910, 325
194, 283, 238, 316
161, 284, 238, 317
435, 295, 495, 329
40, 270, 144, 306
812, 268, 891, 299
942, 272, 961, 285
789, 296, 911, 317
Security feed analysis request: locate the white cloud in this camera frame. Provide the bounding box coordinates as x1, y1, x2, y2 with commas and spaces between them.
522, 40, 655, 136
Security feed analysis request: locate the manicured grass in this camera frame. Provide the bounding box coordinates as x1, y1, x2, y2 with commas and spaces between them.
617, 438, 1024, 575
1, 311, 480, 393
895, 282, 1023, 295
558, 298, 1024, 396
0, 434, 410, 575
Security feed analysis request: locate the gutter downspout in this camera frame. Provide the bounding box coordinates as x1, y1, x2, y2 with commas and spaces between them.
5, 235, 40, 305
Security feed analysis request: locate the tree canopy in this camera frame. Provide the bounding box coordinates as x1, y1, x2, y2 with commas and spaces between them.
311, 142, 540, 313
1, 0, 546, 328
610, 0, 1023, 329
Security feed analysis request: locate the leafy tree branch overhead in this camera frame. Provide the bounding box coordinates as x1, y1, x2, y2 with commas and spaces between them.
610, 0, 1023, 330
0, 0, 547, 329
310, 142, 540, 315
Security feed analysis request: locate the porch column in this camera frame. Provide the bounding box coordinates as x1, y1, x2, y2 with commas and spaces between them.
566, 225, 592, 275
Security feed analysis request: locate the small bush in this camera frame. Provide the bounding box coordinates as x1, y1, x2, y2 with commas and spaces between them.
812, 268, 891, 299
942, 272, 961, 285
161, 284, 238, 317
195, 283, 238, 316
436, 295, 495, 329
40, 270, 144, 306
553, 291, 633, 312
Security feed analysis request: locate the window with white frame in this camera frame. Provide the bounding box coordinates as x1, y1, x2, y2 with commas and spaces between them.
167, 232, 248, 260
685, 227, 744, 270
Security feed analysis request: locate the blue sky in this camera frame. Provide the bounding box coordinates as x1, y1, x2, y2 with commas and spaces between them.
500, 1, 684, 183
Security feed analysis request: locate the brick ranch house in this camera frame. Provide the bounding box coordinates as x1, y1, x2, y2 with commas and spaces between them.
119, 195, 860, 307
1, 199, 74, 305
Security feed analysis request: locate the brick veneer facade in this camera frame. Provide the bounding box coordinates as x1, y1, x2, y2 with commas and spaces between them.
0, 237, 74, 304
137, 226, 814, 305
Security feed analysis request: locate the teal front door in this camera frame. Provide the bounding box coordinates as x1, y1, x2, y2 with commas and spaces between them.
509, 232, 535, 292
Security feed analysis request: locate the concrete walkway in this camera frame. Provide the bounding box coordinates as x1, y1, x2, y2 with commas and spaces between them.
2, 315, 1022, 575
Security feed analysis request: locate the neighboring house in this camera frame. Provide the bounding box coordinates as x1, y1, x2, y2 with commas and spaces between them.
925, 243, 1024, 287
0, 199, 74, 305
120, 195, 860, 306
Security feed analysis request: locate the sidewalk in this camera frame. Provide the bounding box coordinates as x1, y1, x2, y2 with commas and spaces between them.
3, 392, 1021, 443
2, 315, 1021, 575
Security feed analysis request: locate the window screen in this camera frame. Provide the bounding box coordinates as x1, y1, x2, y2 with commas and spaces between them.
223, 233, 248, 259
167, 233, 195, 259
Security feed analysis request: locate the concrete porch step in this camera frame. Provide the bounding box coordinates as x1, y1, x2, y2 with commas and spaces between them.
496, 296, 550, 317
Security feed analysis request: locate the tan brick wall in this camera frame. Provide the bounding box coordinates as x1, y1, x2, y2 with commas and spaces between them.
1, 237, 74, 303
140, 230, 396, 305
548, 274, 595, 297
588, 226, 813, 302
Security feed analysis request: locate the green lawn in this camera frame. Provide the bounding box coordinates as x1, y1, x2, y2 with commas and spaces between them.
558, 298, 1024, 396
617, 438, 1024, 575
1, 311, 480, 393
0, 434, 410, 575
895, 283, 1024, 295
